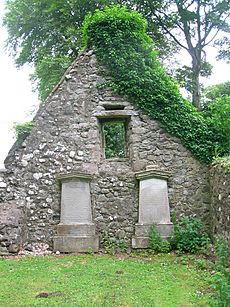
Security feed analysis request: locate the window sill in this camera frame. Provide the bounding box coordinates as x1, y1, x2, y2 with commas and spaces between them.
104, 158, 129, 162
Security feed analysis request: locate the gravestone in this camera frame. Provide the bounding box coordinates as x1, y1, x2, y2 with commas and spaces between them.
132, 167, 173, 248
53, 173, 99, 252
60, 179, 92, 224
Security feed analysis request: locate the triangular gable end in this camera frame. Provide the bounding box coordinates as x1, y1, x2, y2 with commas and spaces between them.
0, 49, 210, 253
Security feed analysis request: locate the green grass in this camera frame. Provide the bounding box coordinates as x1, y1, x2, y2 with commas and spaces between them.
0, 253, 214, 306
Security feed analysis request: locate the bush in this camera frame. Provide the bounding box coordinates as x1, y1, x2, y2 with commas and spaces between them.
170, 216, 210, 253
211, 236, 230, 306
149, 225, 171, 253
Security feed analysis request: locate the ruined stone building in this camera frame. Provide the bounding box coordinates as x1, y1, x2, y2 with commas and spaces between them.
0, 50, 229, 254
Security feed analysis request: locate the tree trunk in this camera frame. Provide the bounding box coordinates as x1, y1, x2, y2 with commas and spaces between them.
192, 57, 201, 110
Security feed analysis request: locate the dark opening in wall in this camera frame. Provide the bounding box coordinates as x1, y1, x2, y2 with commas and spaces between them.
103, 104, 125, 110
102, 120, 126, 159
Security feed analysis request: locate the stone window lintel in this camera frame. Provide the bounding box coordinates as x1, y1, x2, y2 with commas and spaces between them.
94, 110, 136, 118
56, 172, 92, 183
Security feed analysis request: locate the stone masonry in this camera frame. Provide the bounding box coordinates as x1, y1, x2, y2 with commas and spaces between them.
210, 162, 230, 247
0, 49, 212, 253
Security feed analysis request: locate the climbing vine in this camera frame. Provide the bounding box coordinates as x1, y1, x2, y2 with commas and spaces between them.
82, 6, 228, 163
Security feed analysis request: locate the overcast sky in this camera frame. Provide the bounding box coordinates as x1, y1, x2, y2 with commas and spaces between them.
0, 1, 39, 168
0, 1, 229, 168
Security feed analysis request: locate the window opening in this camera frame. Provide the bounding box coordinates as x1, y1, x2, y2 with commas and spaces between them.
102, 120, 126, 159
103, 104, 125, 110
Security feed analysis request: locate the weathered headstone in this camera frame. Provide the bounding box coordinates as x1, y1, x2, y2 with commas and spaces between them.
53, 173, 99, 253
60, 179, 92, 224
132, 167, 173, 248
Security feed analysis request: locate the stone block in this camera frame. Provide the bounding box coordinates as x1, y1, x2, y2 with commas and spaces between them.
132, 237, 149, 249
132, 223, 173, 249
53, 235, 99, 253
135, 223, 173, 238
56, 223, 96, 236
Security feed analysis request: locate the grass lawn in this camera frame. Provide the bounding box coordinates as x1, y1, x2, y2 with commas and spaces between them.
0, 253, 214, 306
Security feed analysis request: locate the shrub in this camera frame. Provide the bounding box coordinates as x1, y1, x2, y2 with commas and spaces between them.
101, 230, 127, 254
170, 216, 210, 253
211, 236, 230, 306
149, 225, 171, 253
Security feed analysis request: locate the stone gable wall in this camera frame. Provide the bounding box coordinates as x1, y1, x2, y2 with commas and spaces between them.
0, 50, 211, 253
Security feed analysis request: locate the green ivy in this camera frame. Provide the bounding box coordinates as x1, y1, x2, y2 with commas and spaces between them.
12, 121, 34, 143
82, 6, 228, 163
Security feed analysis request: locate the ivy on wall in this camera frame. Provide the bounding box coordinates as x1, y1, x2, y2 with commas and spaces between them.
82, 6, 228, 163
12, 121, 34, 144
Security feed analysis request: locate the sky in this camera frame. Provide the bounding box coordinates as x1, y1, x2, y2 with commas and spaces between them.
0, 1, 229, 169
0, 1, 39, 168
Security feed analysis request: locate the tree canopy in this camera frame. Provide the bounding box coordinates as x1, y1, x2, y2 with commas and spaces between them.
3, 0, 110, 100
132, 0, 230, 109
3, 0, 230, 106
3, 0, 171, 101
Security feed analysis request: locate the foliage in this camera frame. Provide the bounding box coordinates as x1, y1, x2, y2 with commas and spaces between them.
82, 6, 228, 163
3, 0, 109, 66
103, 121, 125, 158
12, 121, 34, 143
214, 155, 230, 173
203, 82, 230, 103
149, 225, 171, 253
3, 0, 172, 102
170, 216, 211, 253
0, 254, 213, 305
211, 236, 230, 306
30, 56, 72, 102
216, 36, 230, 63
124, 0, 230, 109
4, 1, 230, 106
101, 230, 127, 254
205, 97, 230, 152
175, 62, 213, 96
3, 0, 112, 101
202, 82, 230, 153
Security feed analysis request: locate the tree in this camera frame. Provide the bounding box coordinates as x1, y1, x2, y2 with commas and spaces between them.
3, 0, 112, 100
3, 0, 172, 101
129, 0, 230, 109
0, 0, 181, 102
216, 36, 230, 63
203, 81, 230, 103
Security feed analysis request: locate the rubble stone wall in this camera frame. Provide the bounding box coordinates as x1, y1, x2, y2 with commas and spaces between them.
210, 162, 230, 246
0, 170, 26, 254
0, 50, 211, 253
